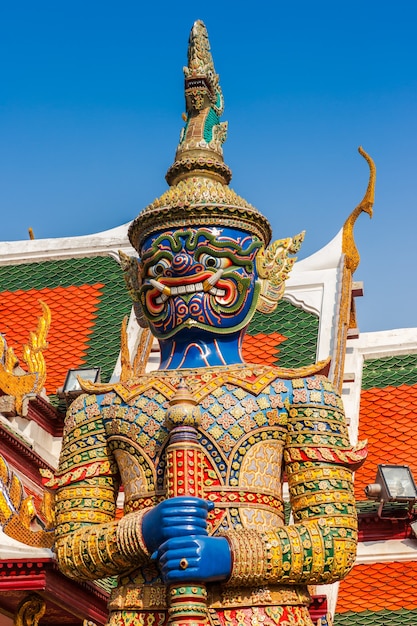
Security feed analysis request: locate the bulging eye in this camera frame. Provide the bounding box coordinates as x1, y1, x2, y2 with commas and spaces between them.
199, 254, 230, 270
148, 258, 171, 277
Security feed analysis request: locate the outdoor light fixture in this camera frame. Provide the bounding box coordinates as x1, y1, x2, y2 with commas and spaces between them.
365, 464, 417, 519
57, 367, 101, 406
62, 367, 101, 393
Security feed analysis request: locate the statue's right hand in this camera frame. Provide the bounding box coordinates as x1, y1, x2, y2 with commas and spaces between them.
142, 497, 212, 555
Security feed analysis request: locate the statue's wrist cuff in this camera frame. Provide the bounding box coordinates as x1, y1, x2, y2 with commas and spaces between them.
221, 529, 266, 586
117, 509, 152, 559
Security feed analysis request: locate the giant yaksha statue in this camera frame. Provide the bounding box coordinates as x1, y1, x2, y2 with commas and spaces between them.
51, 20, 370, 626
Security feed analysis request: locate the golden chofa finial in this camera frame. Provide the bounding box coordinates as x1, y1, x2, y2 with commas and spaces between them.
342, 147, 376, 274
165, 20, 231, 186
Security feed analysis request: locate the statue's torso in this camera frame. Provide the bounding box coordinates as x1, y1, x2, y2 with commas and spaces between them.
71, 362, 341, 623
99, 364, 293, 537
100, 364, 314, 617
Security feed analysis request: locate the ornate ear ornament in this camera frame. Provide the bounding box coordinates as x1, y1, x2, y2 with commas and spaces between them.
256, 232, 305, 314
118, 250, 149, 328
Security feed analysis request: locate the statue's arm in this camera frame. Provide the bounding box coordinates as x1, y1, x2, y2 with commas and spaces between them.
54, 394, 150, 581
222, 375, 365, 588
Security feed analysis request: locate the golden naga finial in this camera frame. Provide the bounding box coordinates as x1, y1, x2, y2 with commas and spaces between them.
119, 317, 153, 382
342, 147, 376, 273
256, 232, 305, 314
0, 301, 50, 415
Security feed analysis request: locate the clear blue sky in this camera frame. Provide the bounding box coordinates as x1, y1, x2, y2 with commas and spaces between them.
1, 1, 416, 333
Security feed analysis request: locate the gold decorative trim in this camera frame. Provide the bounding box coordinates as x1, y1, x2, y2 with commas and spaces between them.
14, 594, 46, 626
0, 301, 50, 415
332, 147, 376, 390
119, 318, 153, 382
342, 147, 376, 274
0, 454, 54, 548
108, 583, 311, 611
80, 360, 332, 403
256, 232, 305, 314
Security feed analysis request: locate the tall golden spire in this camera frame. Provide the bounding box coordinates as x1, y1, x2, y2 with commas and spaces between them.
129, 20, 272, 253
165, 20, 231, 187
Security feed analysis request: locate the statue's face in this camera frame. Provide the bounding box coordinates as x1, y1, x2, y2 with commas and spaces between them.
139, 226, 262, 339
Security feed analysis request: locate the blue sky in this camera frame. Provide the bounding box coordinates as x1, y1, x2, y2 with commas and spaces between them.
1, 2, 416, 332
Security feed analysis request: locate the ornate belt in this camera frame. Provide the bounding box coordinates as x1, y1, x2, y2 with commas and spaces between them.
124, 488, 284, 518
108, 583, 310, 611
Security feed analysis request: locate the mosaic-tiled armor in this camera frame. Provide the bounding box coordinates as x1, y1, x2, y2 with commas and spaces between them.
51, 21, 367, 626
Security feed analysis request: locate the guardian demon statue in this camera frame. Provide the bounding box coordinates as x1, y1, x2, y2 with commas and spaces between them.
50, 21, 368, 626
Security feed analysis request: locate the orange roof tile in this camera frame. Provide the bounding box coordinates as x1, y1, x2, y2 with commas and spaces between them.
337, 561, 417, 613
242, 332, 287, 365
1, 285, 103, 395
355, 384, 417, 498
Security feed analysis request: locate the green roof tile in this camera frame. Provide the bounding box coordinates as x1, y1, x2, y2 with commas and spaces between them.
334, 609, 417, 626
355, 499, 417, 516
0, 256, 132, 385
247, 299, 319, 368
362, 354, 417, 390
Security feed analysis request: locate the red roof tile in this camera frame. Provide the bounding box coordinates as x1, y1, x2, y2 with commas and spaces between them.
1, 285, 103, 395
337, 561, 417, 613
355, 384, 417, 498
242, 332, 287, 365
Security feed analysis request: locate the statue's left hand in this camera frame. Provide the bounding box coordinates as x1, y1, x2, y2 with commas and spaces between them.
142, 496, 212, 555
157, 535, 231, 584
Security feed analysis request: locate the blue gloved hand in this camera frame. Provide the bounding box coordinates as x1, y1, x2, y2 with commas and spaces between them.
157, 535, 232, 584
142, 496, 213, 555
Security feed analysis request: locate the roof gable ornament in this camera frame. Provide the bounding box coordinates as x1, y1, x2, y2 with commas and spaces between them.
0, 301, 50, 416
342, 146, 376, 273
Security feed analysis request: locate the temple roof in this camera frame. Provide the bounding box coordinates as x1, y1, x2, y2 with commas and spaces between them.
332, 342, 417, 623
244, 300, 319, 368
355, 357, 417, 498
0, 255, 132, 401
335, 562, 417, 624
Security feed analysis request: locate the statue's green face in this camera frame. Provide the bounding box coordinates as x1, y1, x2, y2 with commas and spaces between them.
139, 226, 262, 339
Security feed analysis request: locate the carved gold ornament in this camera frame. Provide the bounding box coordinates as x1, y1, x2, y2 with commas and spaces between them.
119, 317, 153, 383
342, 147, 376, 273
0, 300, 50, 415
14, 594, 46, 626
256, 232, 305, 314
0, 454, 54, 548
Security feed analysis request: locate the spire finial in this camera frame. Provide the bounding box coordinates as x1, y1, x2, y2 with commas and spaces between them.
342, 147, 376, 273
165, 20, 231, 186
128, 20, 272, 253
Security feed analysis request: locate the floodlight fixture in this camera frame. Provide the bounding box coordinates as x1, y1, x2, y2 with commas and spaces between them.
364, 464, 417, 519
57, 367, 101, 407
